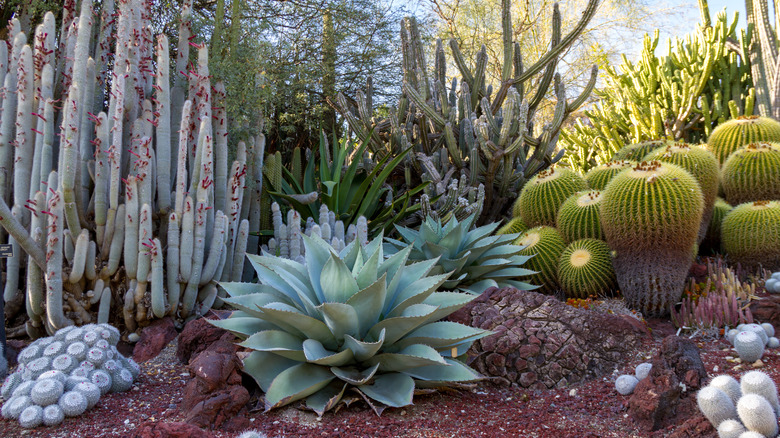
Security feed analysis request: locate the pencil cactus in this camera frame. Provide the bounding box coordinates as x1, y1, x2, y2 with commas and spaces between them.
213, 233, 490, 416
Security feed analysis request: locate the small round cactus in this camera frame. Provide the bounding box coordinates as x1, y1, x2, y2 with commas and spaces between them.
768, 337, 779, 348
2, 372, 23, 399
721, 142, 780, 205
63, 327, 85, 344
2, 395, 33, 420
65, 376, 89, 391
37, 370, 67, 384
18, 404, 43, 428
236, 430, 269, 438
717, 419, 746, 438
17, 345, 42, 364
613, 139, 672, 161
42, 404, 64, 426
557, 238, 617, 299
70, 366, 90, 379
742, 324, 769, 345
89, 370, 112, 395
42, 341, 65, 358
86, 347, 107, 367
110, 368, 134, 393
737, 431, 766, 438
740, 371, 780, 415
733, 331, 765, 363
697, 386, 738, 428
82, 330, 99, 346
51, 354, 77, 374
123, 357, 141, 380
23, 357, 51, 380
515, 167, 588, 228
721, 200, 780, 272
514, 226, 566, 294
496, 217, 528, 235
583, 160, 635, 190
707, 116, 780, 165
556, 190, 604, 242
709, 375, 742, 405
58, 390, 88, 417
72, 381, 100, 409
635, 363, 652, 381
737, 393, 779, 438
12, 380, 36, 398
615, 374, 639, 395
30, 379, 65, 407
66, 341, 88, 361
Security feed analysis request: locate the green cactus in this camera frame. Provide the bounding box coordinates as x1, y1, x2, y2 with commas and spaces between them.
613, 139, 672, 162
495, 217, 528, 236
721, 200, 780, 271
514, 226, 566, 294
556, 190, 604, 243
721, 142, 780, 205
514, 167, 588, 228
583, 160, 635, 190
707, 116, 780, 165
600, 161, 704, 317
557, 239, 616, 299
643, 142, 719, 243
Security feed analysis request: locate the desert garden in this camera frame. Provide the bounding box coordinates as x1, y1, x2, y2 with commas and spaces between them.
1, 0, 780, 437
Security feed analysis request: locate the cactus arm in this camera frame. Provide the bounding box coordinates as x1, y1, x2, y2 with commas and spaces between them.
195, 283, 217, 317
123, 286, 136, 332
78, 58, 96, 208
199, 211, 226, 286
94, 112, 109, 245
97, 287, 111, 324
0, 193, 46, 270
179, 195, 194, 283
166, 211, 180, 317
13, 44, 34, 227
171, 0, 192, 169
26, 226, 44, 325
123, 176, 139, 279
214, 82, 228, 213
135, 203, 153, 315
104, 204, 125, 277
85, 240, 97, 281
181, 186, 207, 317
155, 34, 172, 213
230, 219, 249, 281
68, 229, 89, 283
4, 206, 21, 303
174, 100, 193, 221
45, 190, 72, 330
149, 237, 165, 319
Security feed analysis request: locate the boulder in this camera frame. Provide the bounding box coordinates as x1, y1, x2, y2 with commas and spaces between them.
176, 313, 233, 365
126, 421, 215, 438
627, 359, 682, 431
450, 287, 650, 389
749, 296, 780, 329
133, 317, 179, 363
657, 336, 707, 389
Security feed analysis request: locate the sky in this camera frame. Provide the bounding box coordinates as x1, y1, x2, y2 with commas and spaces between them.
655, 0, 747, 56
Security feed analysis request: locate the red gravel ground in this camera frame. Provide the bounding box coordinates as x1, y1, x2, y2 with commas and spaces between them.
1, 319, 778, 437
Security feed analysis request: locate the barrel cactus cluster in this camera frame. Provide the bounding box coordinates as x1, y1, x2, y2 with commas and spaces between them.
0, 324, 138, 428
697, 371, 780, 437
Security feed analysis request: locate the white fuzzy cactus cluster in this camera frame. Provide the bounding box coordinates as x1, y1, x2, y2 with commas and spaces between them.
0, 324, 139, 428
766, 272, 780, 294
263, 202, 366, 262
697, 371, 780, 438
615, 362, 653, 395
725, 323, 779, 363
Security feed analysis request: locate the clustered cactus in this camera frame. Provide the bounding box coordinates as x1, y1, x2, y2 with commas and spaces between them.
724, 322, 779, 364
765, 271, 780, 294
614, 362, 652, 396
697, 371, 780, 437
0, 324, 138, 428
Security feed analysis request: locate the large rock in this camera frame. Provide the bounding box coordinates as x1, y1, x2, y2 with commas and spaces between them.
133, 317, 178, 363
451, 288, 650, 389
180, 335, 249, 429
749, 296, 780, 329
176, 313, 233, 365
627, 336, 707, 432
125, 421, 215, 438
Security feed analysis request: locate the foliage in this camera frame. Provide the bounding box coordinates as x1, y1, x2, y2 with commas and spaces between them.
384, 213, 536, 294
213, 233, 490, 415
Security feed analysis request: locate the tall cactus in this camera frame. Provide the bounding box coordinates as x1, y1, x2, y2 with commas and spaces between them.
333, 0, 599, 225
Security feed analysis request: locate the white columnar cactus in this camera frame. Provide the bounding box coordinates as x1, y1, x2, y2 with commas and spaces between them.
737, 394, 779, 437
697, 386, 738, 429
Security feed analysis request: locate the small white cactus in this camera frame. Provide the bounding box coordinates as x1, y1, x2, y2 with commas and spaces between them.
737, 394, 778, 437
734, 331, 765, 363
697, 386, 738, 428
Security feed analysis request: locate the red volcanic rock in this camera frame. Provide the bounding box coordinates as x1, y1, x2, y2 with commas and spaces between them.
133, 317, 178, 363
451, 287, 650, 389
627, 360, 682, 431
176, 314, 233, 364
125, 421, 215, 438
658, 336, 707, 389
749, 296, 780, 329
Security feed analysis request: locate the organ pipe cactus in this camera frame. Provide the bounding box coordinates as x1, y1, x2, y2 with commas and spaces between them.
0, 0, 257, 336
333, 0, 599, 225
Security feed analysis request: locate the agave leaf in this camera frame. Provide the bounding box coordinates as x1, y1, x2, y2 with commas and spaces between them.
367, 344, 448, 372
240, 330, 306, 361
419, 220, 442, 245
438, 222, 466, 254
362, 232, 384, 260
479, 245, 526, 260
440, 339, 476, 357
242, 351, 298, 392
208, 317, 277, 339
355, 246, 380, 290
382, 238, 407, 254
343, 328, 385, 362
248, 254, 305, 307
394, 225, 421, 249
264, 363, 335, 411
318, 302, 359, 340
305, 381, 347, 417
421, 241, 449, 260
421, 292, 476, 320
462, 221, 501, 246
369, 304, 438, 346
383, 258, 439, 315
339, 239, 360, 267
387, 273, 450, 318
502, 279, 538, 290
218, 282, 260, 297
221, 292, 286, 318
330, 362, 380, 385
405, 358, 483, 385
457, 279, 498, 295
435, 251, 471, 273
259, 303, 338, 350
464, 258, 519, 278
356, 373, 415, 408
380, 245, 412, 290
270, 267, 322, 318
480, 267, 537, 278
394, 321, 490, 351
302, 339, 355, 366
346, 274, 387, 336
350, 247, 365, 276
321, 255, 360, 302
302, 233, 335, 303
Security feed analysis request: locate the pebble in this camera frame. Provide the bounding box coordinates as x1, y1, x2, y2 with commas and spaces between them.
569, 389, 577, 397
752, 359, 765, 368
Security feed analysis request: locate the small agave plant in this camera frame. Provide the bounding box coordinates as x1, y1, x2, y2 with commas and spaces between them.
212, 233, 491, 415
384, 213, 536, 294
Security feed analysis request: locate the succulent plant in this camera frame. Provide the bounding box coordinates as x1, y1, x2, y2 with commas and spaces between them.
514, 167, 588, 228
583, 160, 635, 190
740, 323, 769, 345
213, 233, 490, 415
30, 379, 64, 406
721, 200, 780, 272
612, 139, 672, 162
557, 239, 616, 299
58, 391, 88, 417
642, 142, 719, 243
737, 394, 779, 437
42, 404, 64, 426
514, 226, 566, 294
702, 197, 732, 252
734, 331, 764, 363
740, 371, 780, 415
384, 213, 535, 294
721, 142, 780, 205
556, 190, 604, 243
697, 386, 738, 428
707, 116, 780, 165
717, 419, 746, 438
18, 404, 43, 428
2, 395, 32, 420
600, 161, 703, 316
615, 374, 639, 395
495, 217, 528, 236
635, 363, 652, 381
709, 375, 741, 405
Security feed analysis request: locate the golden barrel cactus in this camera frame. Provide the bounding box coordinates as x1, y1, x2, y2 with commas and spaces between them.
707, 116, 780, 165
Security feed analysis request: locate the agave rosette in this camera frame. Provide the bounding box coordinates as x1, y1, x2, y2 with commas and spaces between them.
384, 213, 536, 294
212, 233, 490, 415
